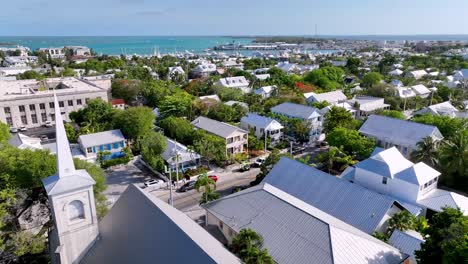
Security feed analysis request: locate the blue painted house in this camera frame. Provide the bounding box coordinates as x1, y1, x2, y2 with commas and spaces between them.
78, 129, 126, 159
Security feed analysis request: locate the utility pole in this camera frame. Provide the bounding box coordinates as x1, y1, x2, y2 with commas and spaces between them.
164, 166, 173, 206
173, 145, 180, 189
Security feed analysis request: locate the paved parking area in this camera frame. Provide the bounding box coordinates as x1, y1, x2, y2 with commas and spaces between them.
103, 161, 155, 208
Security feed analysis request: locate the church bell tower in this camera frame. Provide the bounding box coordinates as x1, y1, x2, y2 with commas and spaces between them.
42, 94, 99, 264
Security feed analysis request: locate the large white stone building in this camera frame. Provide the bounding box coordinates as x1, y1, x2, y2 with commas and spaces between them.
0, 77, 110, 129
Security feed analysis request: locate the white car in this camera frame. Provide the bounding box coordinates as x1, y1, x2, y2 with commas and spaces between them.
254, 157, 266, 167
144, 179, 165, 189
43, 121, 53, 127
19, 126, 27, 132
9, 127, 18, 133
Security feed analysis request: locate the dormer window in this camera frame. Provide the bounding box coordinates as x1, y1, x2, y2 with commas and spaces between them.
382, 177, 387, 185
68, 200, 85, 222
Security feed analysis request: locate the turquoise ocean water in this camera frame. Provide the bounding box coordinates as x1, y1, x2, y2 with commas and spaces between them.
1, 35, 466, 56
0, 36, 253, 55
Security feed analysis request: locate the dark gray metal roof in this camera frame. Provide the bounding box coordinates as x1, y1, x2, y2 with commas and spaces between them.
82, 184, 240, 264
204, 183, 407, 264
262, 157, 417, 234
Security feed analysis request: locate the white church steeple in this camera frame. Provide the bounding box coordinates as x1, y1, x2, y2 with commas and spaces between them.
53, 94, 76, 178
42, 94, 99, 264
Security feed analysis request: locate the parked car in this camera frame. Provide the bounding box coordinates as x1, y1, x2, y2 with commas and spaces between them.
144, 179, 165, 189
179, 181, 196, 192
240, 162, 251, 172
19, 126, 27, 132
9, 127, 18, 133
253, 158, 266, 167
40, 135, 49, 141
208, 175, 218, 182
43, 121, 53, 127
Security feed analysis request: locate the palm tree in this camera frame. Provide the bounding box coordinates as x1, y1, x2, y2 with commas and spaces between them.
411, 136, 439, 166
242, 246, 274, 264
387, 211, 416, 235
438, 131, 468, 186
231, 228, 264, 257
195, 174, 217, 204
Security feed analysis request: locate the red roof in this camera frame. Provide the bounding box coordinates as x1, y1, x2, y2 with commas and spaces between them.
111, 99, 126, 105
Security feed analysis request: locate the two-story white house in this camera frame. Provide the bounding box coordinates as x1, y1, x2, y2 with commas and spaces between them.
347, 96, 390, 119
270, 102, 323, 141
191, 116, 248, 155
342, 147, 468, 216
240, 113, 284, 143
359, 115, 443, 157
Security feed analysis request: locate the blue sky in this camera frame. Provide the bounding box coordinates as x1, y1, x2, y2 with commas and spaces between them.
2, 0, 468, 36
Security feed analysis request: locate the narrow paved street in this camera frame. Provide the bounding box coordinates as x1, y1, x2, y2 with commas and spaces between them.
149, 167, 260, 211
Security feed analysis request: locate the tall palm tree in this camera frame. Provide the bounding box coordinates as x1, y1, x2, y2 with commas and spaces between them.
231, 228, 264, 257
411, 136, 439, 166
195, 174, 217, 204
438, 131, 468, 184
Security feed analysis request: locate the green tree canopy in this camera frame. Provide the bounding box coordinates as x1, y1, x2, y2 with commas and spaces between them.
69, 98, 115, 133
303, 66, 345, 91
193, 131, 226, 166
362, 72, 383, 88
415, 208, 468, 264
375, 110, 406, 120
113, 106, 155, 144
323, 106, 360, 133
158, 116, 194, 145
111, 79, 142, 103
158, 91, 193, 118
412, 114, 467, 139
345, 57, 363, 75
140, 131, 167, 172
326, 127, 376, 158
140, 80, 172, 108
0, 121, 10, 142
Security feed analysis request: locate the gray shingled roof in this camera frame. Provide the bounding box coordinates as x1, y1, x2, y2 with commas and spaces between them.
262, 157, 422, 234
191, 116, 247, 138
270, 102, 321, 120
359, 115, 443, 147
204, 183, 407, 264
82, 184, 240, 264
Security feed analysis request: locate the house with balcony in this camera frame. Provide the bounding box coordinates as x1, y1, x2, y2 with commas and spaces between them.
191, 116, 248, 155
359, 115, 443, 157
341, 147, 468, 216
78, 129, 126, 160
240, 113, 284, 143
270, 102, 323, 141
347, 96, 390, 119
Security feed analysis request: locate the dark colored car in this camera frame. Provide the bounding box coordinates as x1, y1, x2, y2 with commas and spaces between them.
179, 181, 196, 192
